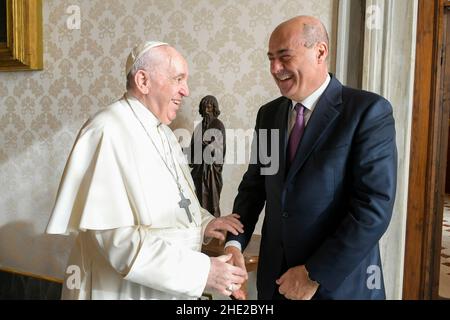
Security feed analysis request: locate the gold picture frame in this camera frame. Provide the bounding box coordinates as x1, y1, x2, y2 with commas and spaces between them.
0, 0, 43, 71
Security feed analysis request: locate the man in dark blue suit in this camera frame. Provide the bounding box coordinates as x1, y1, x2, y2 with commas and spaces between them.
225, 15, 397, 300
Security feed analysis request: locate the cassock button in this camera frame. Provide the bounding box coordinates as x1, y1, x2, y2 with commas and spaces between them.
282, 211, 289, 218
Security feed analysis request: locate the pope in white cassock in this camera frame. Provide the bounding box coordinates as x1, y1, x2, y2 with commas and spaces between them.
46, 41, 247, 299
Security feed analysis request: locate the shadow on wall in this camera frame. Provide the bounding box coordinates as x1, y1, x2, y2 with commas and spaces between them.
0, 220, 75, 280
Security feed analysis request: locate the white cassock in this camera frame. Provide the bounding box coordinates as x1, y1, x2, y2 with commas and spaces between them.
46, 94, 215, 299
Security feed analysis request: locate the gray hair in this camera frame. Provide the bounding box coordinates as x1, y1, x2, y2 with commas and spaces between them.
126, 49, 164, 90
126, 50, 148, 90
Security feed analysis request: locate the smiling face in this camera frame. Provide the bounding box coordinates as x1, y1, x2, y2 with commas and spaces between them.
145, 47, 190, 125
268, 17, 328, 101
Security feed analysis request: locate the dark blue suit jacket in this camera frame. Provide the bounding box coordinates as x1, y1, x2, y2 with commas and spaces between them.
228, 75, 397, 300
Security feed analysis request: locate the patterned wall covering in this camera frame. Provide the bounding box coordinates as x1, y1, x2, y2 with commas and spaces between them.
0, 0, 335, 279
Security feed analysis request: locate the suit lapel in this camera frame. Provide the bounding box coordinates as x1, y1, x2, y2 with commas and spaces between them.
276, 98, 291, 180
284, 76, 342, 185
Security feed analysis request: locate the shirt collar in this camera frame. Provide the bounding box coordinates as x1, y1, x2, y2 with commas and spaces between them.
124, 92, 161, 128
291, 74, 331, 112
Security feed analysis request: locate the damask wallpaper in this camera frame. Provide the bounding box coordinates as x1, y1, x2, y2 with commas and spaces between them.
0, 0, 335, 279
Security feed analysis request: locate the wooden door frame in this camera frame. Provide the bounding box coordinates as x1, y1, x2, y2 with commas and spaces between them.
403, 0, 450, 300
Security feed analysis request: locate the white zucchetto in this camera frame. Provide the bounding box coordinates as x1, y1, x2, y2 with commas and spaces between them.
125, 41, 168, 76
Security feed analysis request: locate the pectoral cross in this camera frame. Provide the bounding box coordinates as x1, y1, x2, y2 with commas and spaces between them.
178, 192, 193, 223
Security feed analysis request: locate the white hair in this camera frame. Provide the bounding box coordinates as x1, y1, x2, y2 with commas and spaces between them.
126, 48, 166, 90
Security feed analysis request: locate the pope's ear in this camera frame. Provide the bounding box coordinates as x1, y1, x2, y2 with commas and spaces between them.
134, 70, 150, 95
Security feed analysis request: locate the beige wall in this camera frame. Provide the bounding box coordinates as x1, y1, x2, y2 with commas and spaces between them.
0, 0, 336, 281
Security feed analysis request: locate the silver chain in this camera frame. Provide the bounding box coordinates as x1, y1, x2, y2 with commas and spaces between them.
124, 96, 184, 193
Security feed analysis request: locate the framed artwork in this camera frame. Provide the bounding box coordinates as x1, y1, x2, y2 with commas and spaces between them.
0, 1, 6, 43
0, 0, 43, 71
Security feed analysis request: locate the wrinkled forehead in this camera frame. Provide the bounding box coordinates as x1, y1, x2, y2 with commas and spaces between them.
165, 48, 188, 75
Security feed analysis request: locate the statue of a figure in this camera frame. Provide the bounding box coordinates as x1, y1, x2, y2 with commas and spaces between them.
189, 95, 226, 217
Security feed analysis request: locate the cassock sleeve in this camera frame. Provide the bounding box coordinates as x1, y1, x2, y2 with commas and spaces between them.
199, 207, 215, 245
89, 226, 211, 298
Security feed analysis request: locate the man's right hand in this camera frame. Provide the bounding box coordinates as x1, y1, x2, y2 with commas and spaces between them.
206, 254, 247, 296
224, 246, 247, 300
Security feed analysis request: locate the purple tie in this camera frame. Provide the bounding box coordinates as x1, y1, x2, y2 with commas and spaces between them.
287, 103, 305, 165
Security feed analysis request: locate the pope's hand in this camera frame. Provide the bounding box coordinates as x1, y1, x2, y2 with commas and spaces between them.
206, 254, 247, 296
204, 214, 244, 241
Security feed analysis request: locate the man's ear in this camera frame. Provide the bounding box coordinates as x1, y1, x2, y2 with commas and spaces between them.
134, 70, 150, 95
316, 42, 328, 64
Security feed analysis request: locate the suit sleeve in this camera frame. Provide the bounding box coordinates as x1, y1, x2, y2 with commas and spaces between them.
305, 98, 397, 291
227, 108, 267, 250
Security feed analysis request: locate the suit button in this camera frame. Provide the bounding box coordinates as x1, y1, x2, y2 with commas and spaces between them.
282, 211, 289, 218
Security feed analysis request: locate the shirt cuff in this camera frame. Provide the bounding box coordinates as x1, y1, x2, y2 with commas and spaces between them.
224, 240, 242, 251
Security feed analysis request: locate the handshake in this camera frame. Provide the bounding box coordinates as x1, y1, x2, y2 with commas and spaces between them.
203, 213, 248, 300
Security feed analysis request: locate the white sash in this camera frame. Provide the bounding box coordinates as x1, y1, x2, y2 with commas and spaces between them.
146, 226, 203, 251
